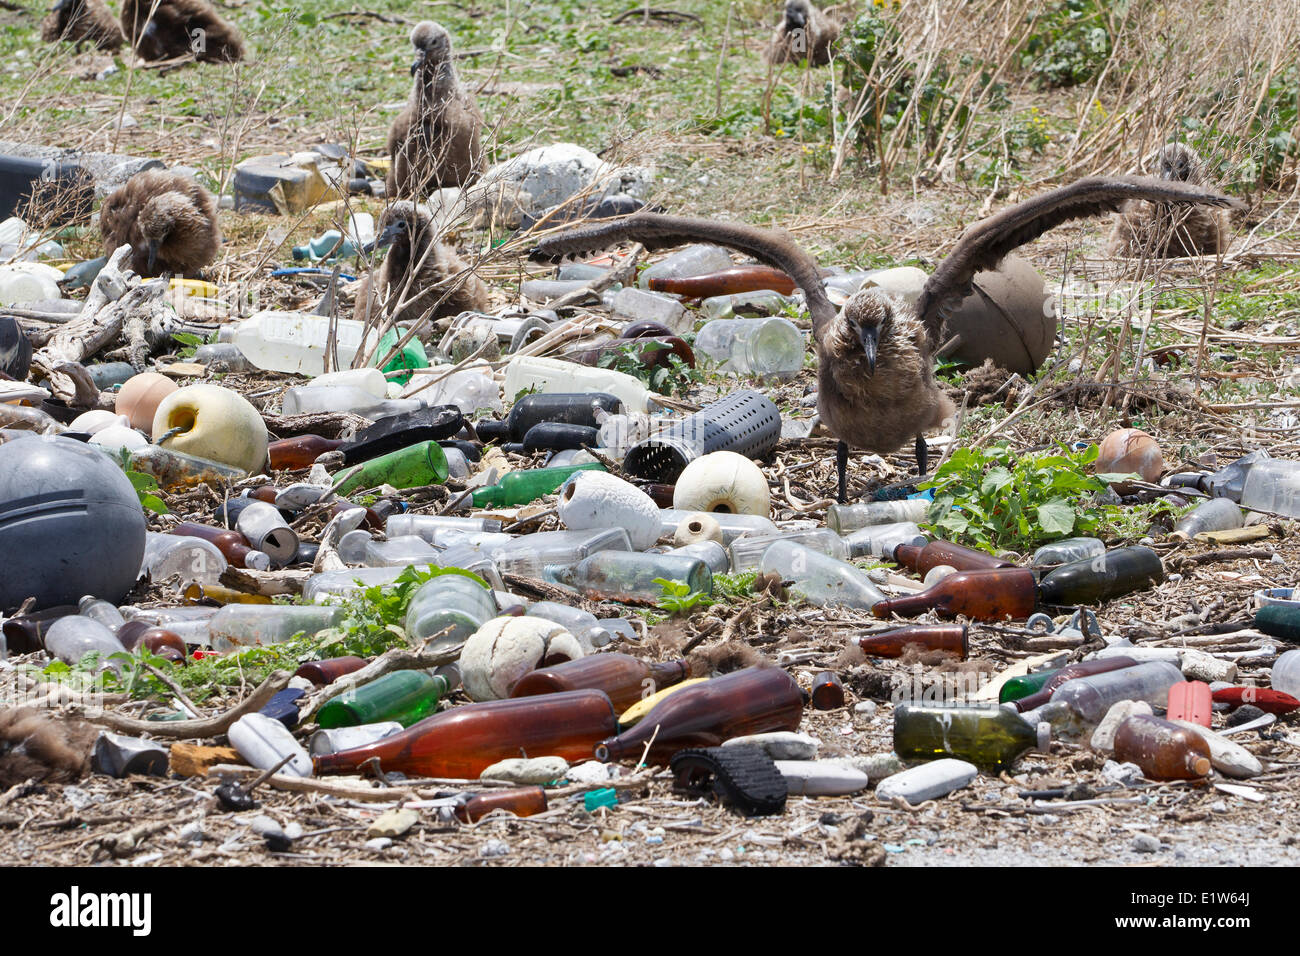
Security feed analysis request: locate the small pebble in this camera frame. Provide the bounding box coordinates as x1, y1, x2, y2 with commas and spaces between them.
480, 839, 510, 858
1226, 704, 1267, 727
364, 838, 392, 851
854, 700, 877, 717
176, 822, 204, 844
1132, 834, 1161, 853
719, 848, 734, 862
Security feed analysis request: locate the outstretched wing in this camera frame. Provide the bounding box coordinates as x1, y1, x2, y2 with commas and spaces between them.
531, 211, 840, 334
915, 175, 1245, 345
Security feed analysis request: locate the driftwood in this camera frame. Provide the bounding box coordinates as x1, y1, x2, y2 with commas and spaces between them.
75, 669, 293, 738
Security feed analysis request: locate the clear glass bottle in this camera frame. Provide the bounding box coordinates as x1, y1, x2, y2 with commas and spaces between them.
78, 595, 126, 632
693, 317, 804, 379
546, 551, 712, 603
492, 528, 631, 578
404, 574, 498, 651
301, 564, 439, 603
729, 528, 848, 570
43, 615, 126, 668
637, 245, 734, 288
665, 540, 731, 573
1027, 661, 1184, 735
1030, 536, 1105, 569
1271, 648, 1300, 699
608, 287, 688, 332
139, 531, 228, 585
361, 535, 442, 568
280, 384, 421, 419
842, 521, 927, 559
827, 499, 931, 533
386, 514, 504, 540
1170, 498, 1243, 540
700, 289, 792, 321
1240, 458, 1300, 518
656, 509, 777, 544
208, 605, 345, 653
760, 541, 885, 610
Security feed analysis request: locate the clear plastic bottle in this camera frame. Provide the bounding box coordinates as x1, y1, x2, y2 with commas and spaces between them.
1271, 648, 1300, 699
760, 540, 885, 610
227, 712, 312, 777
208, 605, 345, 652
842, 521, 927, 559
310, 367, 389, 396
546, 551, 712, 602
1027, 661, 1184, 735
656, 509, 777, 544
827, 499, 931, 533
693, 317, 804, 379
638, 245, 734, 288
401, 364, 503, 415
1030, 536, 1105, 569
281, 384, 421, 419
43, 615, 127, 667
729, 528, 848, 570
1170, 498, 1243, 540
1240, 458, 1300, 518
233, 311, 379, 377
404, 574, 498, 651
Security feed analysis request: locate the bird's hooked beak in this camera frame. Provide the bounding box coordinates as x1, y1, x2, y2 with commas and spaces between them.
146, 238, 160, 273
362, 221, 403, 255
787, 8, 807, 27
410, 49, 426, 75
858, 324, 879, 375
52, 0, 70, 12
142, 18, 158, 39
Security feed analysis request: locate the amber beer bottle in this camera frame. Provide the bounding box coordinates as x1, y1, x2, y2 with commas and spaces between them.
856, 624, 968, 659
294, 656, 368, 685
455, 786, 548, 823
1112, 715, 1211, 780
871, 568, 1037, 621
647, 265, 798, 298
312, 689, 619, 779
594, 666, 805, 765
509, 655, 689, 711
892, 540, 1016, 576
268, 435, 345, 470
172, 521, 271, 571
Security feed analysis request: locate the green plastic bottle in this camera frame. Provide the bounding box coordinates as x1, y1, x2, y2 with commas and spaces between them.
372, 327, 429, 386
316, 671, 449, 728
1255, 603, 1300, 643
893, 703, 1048, 768
332, 440, 449, 496
471, 462, 605, 508
998, 668, 1061, 704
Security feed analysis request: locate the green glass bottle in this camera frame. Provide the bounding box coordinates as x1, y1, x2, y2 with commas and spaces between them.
373, 327, 429, 386
316, 671, 449, 729
1255, 603, 1300, 643
471, 462, 605, 508
332, 440, 449, 496
893, 703, 1048, 768
998, 668, 1061, 704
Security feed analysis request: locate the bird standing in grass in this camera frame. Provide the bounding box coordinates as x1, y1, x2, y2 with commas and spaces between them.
42, 0, 125, 52
387, 21, 485, 199
1109, 143, 1235, 258
99, 169, 221, 278
534, 176, 1242, 501
764, 0, 841, 66
120, 0, 245, 63
353, 201, 490, 329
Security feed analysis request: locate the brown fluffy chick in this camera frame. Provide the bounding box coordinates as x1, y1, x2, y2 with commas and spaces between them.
387, 21, 485, 199
100, 169, 221, 278
42, 0, 125, 52
534, 176, 1241, 499
1109, 144, 1233, 257
0, 708, 98, 789
353, 201, 490, 328
121, 0, 245, 63
764, 0, 840, 67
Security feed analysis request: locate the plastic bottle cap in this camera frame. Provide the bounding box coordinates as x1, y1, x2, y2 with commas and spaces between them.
1036, 721, 1051, 752
1192, 756, 1211, 776
245, 550, 272, 571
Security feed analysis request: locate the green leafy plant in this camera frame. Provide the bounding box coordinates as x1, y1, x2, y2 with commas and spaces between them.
653, 577, 714, 615
116, 448, 167, 515
1019, 0, 1113, 89
598, 340, 703, 397
918, 443, 1138, 552
171, 331, 205, 359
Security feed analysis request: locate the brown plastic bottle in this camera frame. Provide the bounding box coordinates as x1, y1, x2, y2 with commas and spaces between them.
872, 567, 1037, 622
1112, 714, 1211, 780
856, 624, 968, 659
810, 672, 845, 710
172, 522, 271, 571
893, 540, 1016, 575
1012, 656, 1139, 712
455, 786, 548, 823
647, 265, 797, 298
269, 435, 345, 471
509, 655, 689, 712
595, 666, 805, 765
294, 656, 368, 685
313, 689, 619, 779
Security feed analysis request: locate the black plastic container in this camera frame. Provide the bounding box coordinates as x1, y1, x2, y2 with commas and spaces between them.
623, 390, 781, 483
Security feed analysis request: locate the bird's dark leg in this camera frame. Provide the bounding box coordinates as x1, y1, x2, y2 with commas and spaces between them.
915, 434, 929, 478
836, 440, 848, 504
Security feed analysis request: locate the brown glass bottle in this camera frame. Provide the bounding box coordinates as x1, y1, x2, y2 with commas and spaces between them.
595, 666, 805, 765
509, 655, 689, 712
269, 435, 345, 471
856, 624, 968, 659
172, 521, 270, 571
647, 265, 797, 298
313, 689, 619, 779
114, 621, 187, 662
1012, 656, 1139, 712
810, 672, 845, 710
871, 568, 1037, 622
1, 605, 78, 654
455, 786, 548, 823
294, 656, 368, 685
893, 540, 1016, 576
1112, 714, 1211, 780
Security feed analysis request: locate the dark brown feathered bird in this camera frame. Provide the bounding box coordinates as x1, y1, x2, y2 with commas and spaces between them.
387, 21, 485, 199
764, 0, 840, 67
1109, 144, 1234, 258
42, 0, 125, 52
0, 708, 99, 789
534, 176, 1242, 499
121, 0, 245, 63
353, 201, 490, 328
100, 169, 221, 278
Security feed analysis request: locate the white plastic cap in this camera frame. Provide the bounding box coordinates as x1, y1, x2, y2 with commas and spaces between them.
1036, 721, 1052, 752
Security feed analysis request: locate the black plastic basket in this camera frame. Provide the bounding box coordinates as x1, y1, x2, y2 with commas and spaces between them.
623, 390, 781, 483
